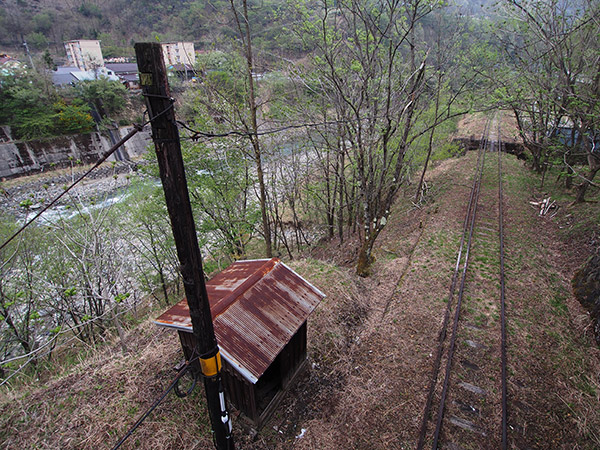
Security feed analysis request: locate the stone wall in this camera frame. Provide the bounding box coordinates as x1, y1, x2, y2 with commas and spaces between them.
0, 126, 152, 180
572, 250, 600, 345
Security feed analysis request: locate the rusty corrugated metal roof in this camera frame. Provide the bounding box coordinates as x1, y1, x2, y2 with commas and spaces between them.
154, 258, 325, 384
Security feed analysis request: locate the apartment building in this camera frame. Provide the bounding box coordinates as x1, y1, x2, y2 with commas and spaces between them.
161, 42, 195, 67
64, 40, 104, 71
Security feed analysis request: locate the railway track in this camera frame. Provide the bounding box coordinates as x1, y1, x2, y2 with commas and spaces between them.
417, 116, 508, 450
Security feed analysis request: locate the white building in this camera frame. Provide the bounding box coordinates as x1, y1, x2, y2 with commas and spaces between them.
64, 40, 104, 71
161, 42, 195, 67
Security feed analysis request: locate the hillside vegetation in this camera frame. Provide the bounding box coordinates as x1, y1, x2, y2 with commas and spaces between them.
0, 0, 303, 58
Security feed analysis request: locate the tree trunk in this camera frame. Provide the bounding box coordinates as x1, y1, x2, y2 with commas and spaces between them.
348, 179, 356, 233
338, 149, 345, 243
526, 143, 543, 173
235, 0, 272, 258
254, 153, 272, 257
158, 268, 169, 306
565, 163, 573, 189
356, 236, 374, 277
111, 304, 128, 355
2, 311, 31, 354
574, 167, 599, 204
415, 85, 440, 203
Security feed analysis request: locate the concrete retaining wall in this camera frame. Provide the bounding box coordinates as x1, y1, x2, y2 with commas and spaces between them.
0, 126, 152, 180
451, 137, 526, 160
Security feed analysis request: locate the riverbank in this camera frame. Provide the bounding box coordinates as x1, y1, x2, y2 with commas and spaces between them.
0, 160, 152, 219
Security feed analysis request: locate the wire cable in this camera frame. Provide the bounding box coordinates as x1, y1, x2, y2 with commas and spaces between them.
0, 300, 145, 388
0, 299, 140, 368
177, 118, 353, 140
110, 357, 198, 450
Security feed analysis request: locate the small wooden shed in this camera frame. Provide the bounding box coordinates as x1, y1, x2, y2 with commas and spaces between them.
154, 258, 325, 427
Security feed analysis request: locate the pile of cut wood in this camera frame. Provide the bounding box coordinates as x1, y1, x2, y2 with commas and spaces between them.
529, 197, 558, 217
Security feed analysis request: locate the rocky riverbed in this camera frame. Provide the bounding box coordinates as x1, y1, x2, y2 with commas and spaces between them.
0, 161, 151, 220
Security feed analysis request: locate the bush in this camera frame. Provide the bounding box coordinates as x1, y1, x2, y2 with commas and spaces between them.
54, 101, 95, 135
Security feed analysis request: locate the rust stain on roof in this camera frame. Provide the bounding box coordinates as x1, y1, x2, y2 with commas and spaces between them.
154, 258, 325, 383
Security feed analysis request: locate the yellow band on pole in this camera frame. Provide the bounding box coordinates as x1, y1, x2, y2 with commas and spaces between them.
200, 351, 222, 377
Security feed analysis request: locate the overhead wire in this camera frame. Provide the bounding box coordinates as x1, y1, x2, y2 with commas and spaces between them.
0, 103, 176, 383
0, 299, 145, 388
177, 103, 471, 143
0, 298, 140, 368
0, 87, 468, 386
0, 103, 417, 254
0, 104, 349, 382
177, 118, 352, 140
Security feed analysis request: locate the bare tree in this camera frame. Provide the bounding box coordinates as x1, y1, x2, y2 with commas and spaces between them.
127, 185, 180, 305
0, 231, 41, 358
414, 10, 472, 203
229, 0, 273, 257
498, 0, 600, 201
301, 0, 437, 275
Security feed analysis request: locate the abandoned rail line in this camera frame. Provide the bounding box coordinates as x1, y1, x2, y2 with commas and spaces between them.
417, 116, 509, 450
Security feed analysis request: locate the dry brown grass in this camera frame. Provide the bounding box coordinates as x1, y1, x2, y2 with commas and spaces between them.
0, 321, 213, 450
454, 110, 520, 143
286, 150, 599, 450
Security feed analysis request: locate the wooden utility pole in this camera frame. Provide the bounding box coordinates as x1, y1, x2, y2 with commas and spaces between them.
135, 42, 234, 450
22, 41, 36, 71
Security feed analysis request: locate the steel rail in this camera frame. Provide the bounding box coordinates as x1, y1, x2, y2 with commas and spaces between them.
498, 124, 508, 450
422, 116, 510, 449
416, 118, 491, 450
430, 122, 490, 450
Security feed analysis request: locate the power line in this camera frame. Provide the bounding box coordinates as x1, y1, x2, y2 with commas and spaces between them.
177, 112, 430, 141
177, 118, 352, 140
0, 98, 465, 254
0, 300, 144, 388
0, 299, 139, 368
176, 95, 471, 143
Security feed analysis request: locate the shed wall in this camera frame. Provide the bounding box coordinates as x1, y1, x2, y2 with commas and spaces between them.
176, 322, 308, 427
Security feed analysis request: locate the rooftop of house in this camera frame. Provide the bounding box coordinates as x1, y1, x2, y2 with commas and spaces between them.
0, 55, 24, 74
104, 63, 139, 74
52, 66, 120, 86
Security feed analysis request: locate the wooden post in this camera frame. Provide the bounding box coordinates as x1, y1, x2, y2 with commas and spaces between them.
135, 42, 234, 450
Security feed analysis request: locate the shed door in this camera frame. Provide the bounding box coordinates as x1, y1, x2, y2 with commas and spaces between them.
255, 356, 281, 413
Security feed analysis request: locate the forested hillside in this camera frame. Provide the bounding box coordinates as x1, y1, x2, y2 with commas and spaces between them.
0, 0, 305, 58
0, 0, 504, 60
